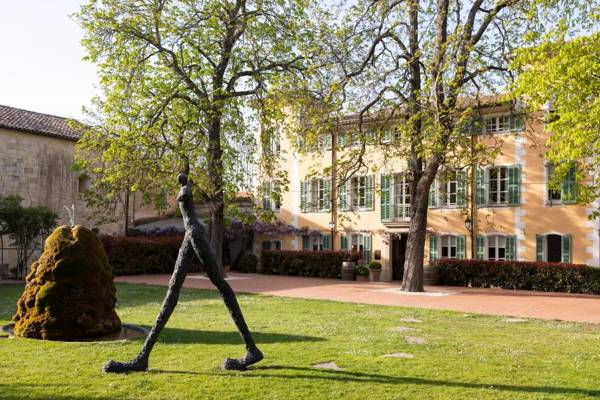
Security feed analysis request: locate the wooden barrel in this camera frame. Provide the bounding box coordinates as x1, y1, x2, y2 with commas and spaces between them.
341, 261, 356, 281
423, 266, 439, 286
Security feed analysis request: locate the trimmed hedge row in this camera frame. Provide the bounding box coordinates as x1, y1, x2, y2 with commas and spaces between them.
99, 235, 202, 276
434, 259, 600, 295
260, 250, 361, 278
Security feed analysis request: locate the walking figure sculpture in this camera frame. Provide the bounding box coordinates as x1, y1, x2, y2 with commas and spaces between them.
103, 174, 263, 373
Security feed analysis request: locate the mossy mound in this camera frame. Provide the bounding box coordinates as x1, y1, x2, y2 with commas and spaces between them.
13, 225, 121, 340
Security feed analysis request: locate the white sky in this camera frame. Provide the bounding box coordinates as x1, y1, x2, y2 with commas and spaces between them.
0, 0, 96, 119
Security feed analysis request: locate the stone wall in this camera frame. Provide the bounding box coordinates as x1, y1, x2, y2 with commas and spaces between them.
0, 127, 123, 274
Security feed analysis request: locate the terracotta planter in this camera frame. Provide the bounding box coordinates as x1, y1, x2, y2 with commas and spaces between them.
356, 275, 369, 282
369, 269, 381, 282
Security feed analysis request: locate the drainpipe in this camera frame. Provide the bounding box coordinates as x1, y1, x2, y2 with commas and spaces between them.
330, 129, 337, 250
470, 133, 477, 259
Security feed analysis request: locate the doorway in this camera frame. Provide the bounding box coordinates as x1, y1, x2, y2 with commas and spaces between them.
391, 233, 408, 281
546, 234, 562, 262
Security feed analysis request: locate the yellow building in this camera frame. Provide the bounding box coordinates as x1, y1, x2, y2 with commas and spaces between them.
257, 101, 600, 281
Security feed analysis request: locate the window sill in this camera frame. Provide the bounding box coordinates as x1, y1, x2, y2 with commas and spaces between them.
477, 204, 519, 209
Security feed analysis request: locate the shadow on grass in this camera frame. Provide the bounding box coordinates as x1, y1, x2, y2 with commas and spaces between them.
149, 326, 324, 345
149, 365, 600, 397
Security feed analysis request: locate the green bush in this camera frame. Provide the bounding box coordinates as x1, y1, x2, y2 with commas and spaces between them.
356, 266, 370, 277
260, 250, 361, 279
369, 261, 382, 270
99, 235, 202, 275
238, 253, 258, 273
435, 259, 600, 295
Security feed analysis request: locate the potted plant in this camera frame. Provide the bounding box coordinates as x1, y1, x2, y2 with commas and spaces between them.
355, 266, 369, 282
369, 261, 382, 282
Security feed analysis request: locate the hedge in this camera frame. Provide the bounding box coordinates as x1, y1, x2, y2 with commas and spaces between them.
260, 250, 361, 279
434, 259, 600, 295
99, 235, 202, 276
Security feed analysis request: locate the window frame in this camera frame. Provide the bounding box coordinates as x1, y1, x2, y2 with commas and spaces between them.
487, 166, 509, 205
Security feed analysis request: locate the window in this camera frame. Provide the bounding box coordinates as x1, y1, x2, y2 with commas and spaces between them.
488, 167, 508, 205
429, 234, 465, 261
546, 164, 577, 205
485, 115, 510, 133
351, 176, 367, 208
302, 234, 330, 251
392, 173, 411, 220
78, 175, 91, 193
476, 234, 516, 261
536, 234, 572, 263
317, 134, 332, 150
441, 235, 458, 258
300, 178, 331, 212
262, 181, 280, 211
340, 233, 372, 264
487, 235, 506, 260
261, 240, 281, 250
439, 171, 459, 207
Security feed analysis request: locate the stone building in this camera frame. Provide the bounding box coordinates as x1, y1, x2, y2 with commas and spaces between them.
0, 105, 124, 276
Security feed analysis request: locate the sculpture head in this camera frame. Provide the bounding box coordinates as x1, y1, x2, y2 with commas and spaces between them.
176, 174, 192, 203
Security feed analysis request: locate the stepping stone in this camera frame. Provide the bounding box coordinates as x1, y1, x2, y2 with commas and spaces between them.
503, 318, 528, 323
400, 318, 423, 323
405, 336, 425, 345
390, 326, 415, 332
382, 352, 414, 359
312, 361, 343, 371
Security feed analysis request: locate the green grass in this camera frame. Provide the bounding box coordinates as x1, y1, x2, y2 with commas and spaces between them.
0, 283, 599, 400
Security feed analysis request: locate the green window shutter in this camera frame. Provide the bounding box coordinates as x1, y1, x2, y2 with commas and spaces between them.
322, 234, 330, 250
365, 175, 374, 210
363, 235, 372, 264
508, 165, 521, 206
536, 234, 545, 261
457, 170, 467, 207
457, 235, 466, 259
302, 235, 310, 250
475, 168, 486, 206
475, 235, 485, 260
428, 179, 438, 208
339, 181, 348, 210
338, 132, 347, 147
262, 241, 272, 250
300, 180, 308, 212
505, 235, 516, 261
561, 234, 572, 263
340, 234, 348, 250
561, 166, 577, 204
381, 129, 392, 144
323, 179, 332, 211
429, 234, 438, 262
380, 174, 391, 221
510, 114, 524, 132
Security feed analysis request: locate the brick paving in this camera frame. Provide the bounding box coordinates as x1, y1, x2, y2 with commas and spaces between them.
115, 273, 600, 323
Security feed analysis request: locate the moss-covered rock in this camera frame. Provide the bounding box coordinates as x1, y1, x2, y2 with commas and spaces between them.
13, 225, 121, 340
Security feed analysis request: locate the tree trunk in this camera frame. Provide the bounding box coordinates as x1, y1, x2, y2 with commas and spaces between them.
401, 183, 429, 292
207, 112, 225, 277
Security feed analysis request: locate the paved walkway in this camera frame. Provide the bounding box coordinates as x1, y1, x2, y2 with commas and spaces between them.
115, 273, 600, 323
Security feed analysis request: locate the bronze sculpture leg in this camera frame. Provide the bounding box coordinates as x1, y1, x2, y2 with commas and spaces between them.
102, 174, 262, 373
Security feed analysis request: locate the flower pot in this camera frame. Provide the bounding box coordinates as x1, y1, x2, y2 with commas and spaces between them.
356, 275, 369, 282
369, 269, 381, 282
423, 265, 439, 286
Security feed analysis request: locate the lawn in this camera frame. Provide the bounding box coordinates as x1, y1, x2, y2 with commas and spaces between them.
0, 283, 599, 400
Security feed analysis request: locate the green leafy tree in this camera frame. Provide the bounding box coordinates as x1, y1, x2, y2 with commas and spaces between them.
75, 0, 314, 271
291, 0, 596, 291
0, 196, 58, 279
512, 31, 600, 216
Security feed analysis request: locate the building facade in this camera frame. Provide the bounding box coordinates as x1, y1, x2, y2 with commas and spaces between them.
257, 102, 600, 282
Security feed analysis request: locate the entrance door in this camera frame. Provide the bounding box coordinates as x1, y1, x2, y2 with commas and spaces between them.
547, 234, 562, 262
391, 233, 408, 281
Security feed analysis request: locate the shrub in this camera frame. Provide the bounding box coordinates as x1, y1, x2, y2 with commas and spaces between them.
260, 250, 361, 279
239, 253, 258, 273
369, 261, 382, 270
99, 235, 202, 276
434, 259, 600, 295
356, 266, 370, 277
